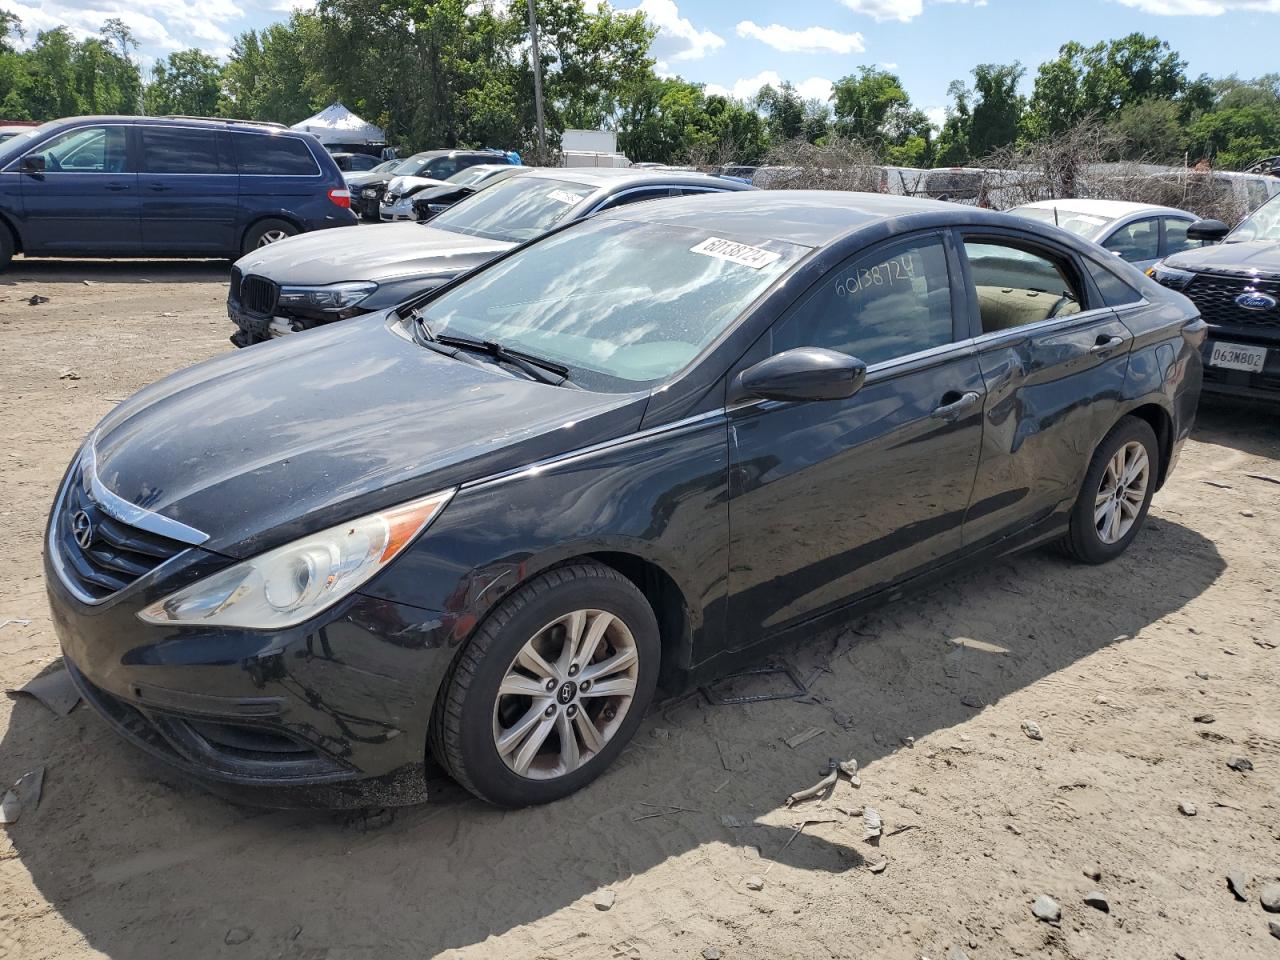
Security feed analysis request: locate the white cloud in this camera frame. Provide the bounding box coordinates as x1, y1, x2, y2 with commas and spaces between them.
705, 70, 834, 104
613, 0, 724, 61
925, 105, 946, 129
1109, 0, 1280, 12
8, 0, 247, 58
837, 0, 987, 22
734, 20, 865, 54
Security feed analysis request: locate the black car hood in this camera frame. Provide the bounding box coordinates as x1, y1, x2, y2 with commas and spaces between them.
233, 222, 513, 287
89, 316, 646, 558
1165, 239, 1280, 277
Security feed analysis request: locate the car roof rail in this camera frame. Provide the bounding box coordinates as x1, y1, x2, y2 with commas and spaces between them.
157, 116, 290, 130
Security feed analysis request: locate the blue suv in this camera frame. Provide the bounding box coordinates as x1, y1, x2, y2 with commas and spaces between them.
0, 116, 357, 268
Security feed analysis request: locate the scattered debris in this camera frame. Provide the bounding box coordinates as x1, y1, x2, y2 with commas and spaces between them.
745, 875, 764, 891
0, 786, 19, 824
59, 369, 81, 381
1260, 884, 1280, 913
900, 736, 915, 749
1083, 890, 1110, 913
1032, 895, 1061, 923
27, 294, 49, 305
863, 807, 883, 843
1178, 800, 1197, 817
786, 756, 859, 807
701, 948, 721, 960
868, 859, 888, 874
1228, 872, 1249, 902
1245, 473, 1280, 486
1270, 921, 1280, 941
947, 947, 970, 960
783, 727, 826, 750
960, 695, 983, 708
885, 824, 918, 838
701, 663, 807, 705
720, 814, 744, 829
632, 802, 700, 822
82, 280, 95, 286
1241, 511, 1255, 518
1200, 479, 1232, 489
1193, 714, 1216, 724
224, 928, 253, 946
716, 739, 747, 772
1255, 639, 1277, 650
7, 668, 82, 717
712, 777, 730, 794
1021, 720, 1044, 741
0, 619, 32, 630
1007, 823, 1023, 836
594, 890, 616, 911
649, 727, 671, 740
1195, 670, 1211, 680
763, 817, 839, 876
1083, 865, 1103, 882
1227, 757, 1254, 773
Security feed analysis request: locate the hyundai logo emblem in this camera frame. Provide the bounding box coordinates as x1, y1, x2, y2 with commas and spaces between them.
1236, 291, 1278, 312
71, 510, 94, 549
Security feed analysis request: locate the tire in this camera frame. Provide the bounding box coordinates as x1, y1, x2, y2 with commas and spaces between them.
1059, 415, 1159, 564
0, 226, 13, 271
429, 562, 660, 807
241, 218, 298, 255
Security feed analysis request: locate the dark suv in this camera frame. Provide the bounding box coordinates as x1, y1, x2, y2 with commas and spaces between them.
0, 116, 357, 267
352, 149, 516, 220
1149, 192, 1280, 401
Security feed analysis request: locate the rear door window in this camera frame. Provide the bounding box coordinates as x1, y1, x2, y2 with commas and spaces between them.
234, 134, 320, 176
963, 239, 1085, 333
141, 127, 223, 174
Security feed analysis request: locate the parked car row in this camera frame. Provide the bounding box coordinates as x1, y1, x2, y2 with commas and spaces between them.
349, 148, 519, 220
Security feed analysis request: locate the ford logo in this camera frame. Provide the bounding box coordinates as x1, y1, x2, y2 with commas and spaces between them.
1236, 291, 1278, 312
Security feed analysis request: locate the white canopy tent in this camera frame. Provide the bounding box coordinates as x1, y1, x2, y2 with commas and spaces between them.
290, 103, 385, 146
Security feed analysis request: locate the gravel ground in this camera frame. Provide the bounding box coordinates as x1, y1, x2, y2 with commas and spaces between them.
1, 259, 1278, 960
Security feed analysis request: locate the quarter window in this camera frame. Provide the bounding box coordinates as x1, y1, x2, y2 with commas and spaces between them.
141, 127, 222, 174
1102, 218, 1159, 262
774, 235, 955, 366
30, 126, 127, 173
233, 134, 319, 176
964, 240, 1084, 333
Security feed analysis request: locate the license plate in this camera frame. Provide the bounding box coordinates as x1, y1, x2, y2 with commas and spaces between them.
1208, 341, 1267, 373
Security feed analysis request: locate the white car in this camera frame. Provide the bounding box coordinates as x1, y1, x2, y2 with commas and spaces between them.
1009, 199, 1208, 272
379, 173, 449, 221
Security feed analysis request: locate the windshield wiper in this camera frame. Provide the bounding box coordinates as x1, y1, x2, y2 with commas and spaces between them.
412, 314, 572, 386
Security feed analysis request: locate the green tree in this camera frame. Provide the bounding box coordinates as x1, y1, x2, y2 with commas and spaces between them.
145, 49, 223, 116
756, 81, 805, 143
831, 66, 910, 143
1109, 98, 1186, 162
969, 62, 1024, 156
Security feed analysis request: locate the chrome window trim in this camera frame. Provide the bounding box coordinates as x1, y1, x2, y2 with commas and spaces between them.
79, 438, 209, 546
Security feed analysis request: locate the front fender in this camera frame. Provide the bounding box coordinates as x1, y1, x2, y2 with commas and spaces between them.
358, 412, 732, 669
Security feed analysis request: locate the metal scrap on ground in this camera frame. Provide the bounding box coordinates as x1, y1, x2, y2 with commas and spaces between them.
6, 667, 82, 717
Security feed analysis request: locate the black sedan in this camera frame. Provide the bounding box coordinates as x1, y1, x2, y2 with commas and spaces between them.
47, 192, 1203, 808
227, 167, 750, 345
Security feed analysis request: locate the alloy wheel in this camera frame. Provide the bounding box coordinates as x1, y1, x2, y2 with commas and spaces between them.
492, 609, 639, 780
257, 229, 291, 247
1094, 440, 1149, 545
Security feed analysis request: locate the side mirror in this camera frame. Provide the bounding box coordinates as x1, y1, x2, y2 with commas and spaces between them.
1186, 219, 1229, 242
20, 154, 45, 173
734, 347, 867, 403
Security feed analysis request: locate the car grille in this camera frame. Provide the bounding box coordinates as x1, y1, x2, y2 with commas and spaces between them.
239, 274, 278, 316
1181, 273, 1280, 332
55, 467, 187, 601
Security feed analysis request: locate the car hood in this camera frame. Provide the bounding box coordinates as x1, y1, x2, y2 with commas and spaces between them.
386, 175, 447, 196
1165, 239, 1280, 277
233, 222, 514, 286
89, 316, 646, 557
344, 170, 392, 189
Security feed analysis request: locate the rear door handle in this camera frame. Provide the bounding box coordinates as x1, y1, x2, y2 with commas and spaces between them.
105, 183, 130, 192
146, 183, 172, 192
931, 390, 982, 421
1090, 335, 1125, 356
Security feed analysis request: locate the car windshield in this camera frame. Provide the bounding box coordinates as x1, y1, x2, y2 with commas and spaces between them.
1228, 192, 1280, 242
447, 166, 499, 186
431, 176, 596, 243
1011, 206, 1115, 239
415, 218, 807, 390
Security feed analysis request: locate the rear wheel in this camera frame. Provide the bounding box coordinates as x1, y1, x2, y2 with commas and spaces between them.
241, 218, 297, 255
429, 563, 660, 807
1060, 416, 1159, 564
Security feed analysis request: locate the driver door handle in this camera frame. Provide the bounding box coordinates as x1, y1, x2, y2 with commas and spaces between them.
1090, 335, 1125, 356
105, 183, 131, 192
931, 390, 982, 421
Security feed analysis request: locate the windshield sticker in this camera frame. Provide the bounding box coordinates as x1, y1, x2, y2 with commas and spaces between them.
548, 189, 584, 205
690, 236, 781, 270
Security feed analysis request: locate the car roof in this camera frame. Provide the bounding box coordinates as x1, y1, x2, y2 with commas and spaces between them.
33, 115, 309, 138
1015, 198, 1194, 219
596, 189, 995, 247
520, 166, 750, 191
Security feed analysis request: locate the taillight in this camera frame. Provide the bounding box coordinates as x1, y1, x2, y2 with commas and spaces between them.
327, 188, 351, 208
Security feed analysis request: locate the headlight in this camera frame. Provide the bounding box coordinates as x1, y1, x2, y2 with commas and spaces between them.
426, 203, 450, 214
361, 188, 378, 198
138, 489, 453, 629
1147, 262, 1195, 289
277, 281, 377, 311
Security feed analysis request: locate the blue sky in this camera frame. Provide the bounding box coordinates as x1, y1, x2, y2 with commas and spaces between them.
11, 0, 1280, 125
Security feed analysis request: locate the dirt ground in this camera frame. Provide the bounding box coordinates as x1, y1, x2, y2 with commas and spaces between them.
1, 259, 1279, 960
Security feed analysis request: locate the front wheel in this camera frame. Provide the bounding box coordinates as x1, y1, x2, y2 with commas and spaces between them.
429, 563, 660, 807
1060, 415, 1159, 564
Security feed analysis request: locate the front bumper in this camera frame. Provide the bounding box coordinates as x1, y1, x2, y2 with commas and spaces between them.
379, 198, 417, 222
1200, 329, 1280, 402
45, 531, 460, 805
